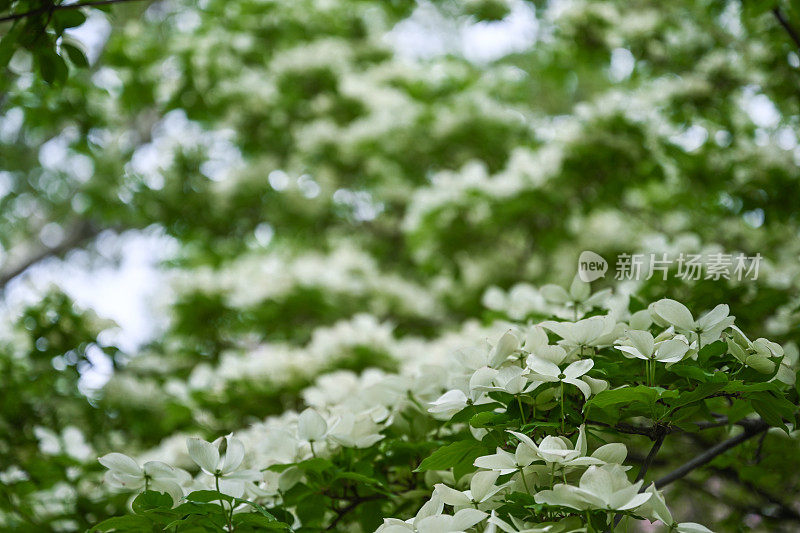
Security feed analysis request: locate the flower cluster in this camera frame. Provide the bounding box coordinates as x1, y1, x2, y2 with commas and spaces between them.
95, 289, 796, 531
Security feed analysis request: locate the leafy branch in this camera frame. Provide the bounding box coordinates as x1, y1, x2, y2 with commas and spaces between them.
0, 0, 145, 24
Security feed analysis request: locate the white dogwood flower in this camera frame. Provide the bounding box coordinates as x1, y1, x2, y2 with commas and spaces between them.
327, 411, 384, 448
774, 343, 798, 386
429, 367, 496, 419
474, 446, 535, 475
507, 425, 626, 470
99, 453, 189, 504
726, 325, 781, 374
186, 435, 261, 497
433, 470, 503, 509
377, 495, 487, 533
525, 358, 594, 400
534, 464, 651, 511
540, 317, 607, 354
410, 509, 488, 533
488, 330, 523, 368
651, 300, 734, 345
473, 366, 539, 396
615, 330, 689, 363
540, 276, 611, 317
297, 408, 328, 442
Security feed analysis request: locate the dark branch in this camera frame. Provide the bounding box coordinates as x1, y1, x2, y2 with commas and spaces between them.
773, 8, 800, 51
326, 494, 383, 530
0, 0, 146, 24
0, 220, 101, 290
636, 428, 667, 482
654, 419, 769, 489
612, 426, 669, 529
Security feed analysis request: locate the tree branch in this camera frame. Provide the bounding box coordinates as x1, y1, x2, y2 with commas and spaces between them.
0, 0, 146, 24
636, 428, 667, 482
654, 419, 769, 489
773, 7, 800, 52
611, 426, 669, 529
326, 494, 383, 530
0, 220, 101, 290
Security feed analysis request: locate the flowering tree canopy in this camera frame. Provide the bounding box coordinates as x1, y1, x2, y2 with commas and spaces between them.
1, 0, 800, 531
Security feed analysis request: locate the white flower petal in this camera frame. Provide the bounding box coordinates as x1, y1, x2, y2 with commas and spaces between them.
450, 508, 488, 531
98, 453, 141, 477
187, 437, 220, 474
676, 523, 714, 533
470, 470, 500, 502
526, 357, 561, 378
564, 378, 592, 400
653, 299, 695, 331
627, 330, 655, 358
433, 484, 471, 507
221, 437, 245, 474
696, 304, 729, 331
655, 339, 690, 362
563, 359, 593, 379
298, 408, 328, 441
541, 285, 571, 304
591, 443, 627, 464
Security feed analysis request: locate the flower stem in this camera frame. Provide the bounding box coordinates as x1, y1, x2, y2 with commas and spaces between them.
517, 395, 527, 425
215, 476, 232, 532
560, 384, 565, 433
519, 467, 531, 494
650, 358, 656, 386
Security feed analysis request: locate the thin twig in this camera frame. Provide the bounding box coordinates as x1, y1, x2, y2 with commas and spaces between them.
654, 419, 769, 489
773, 8, 800, 51
0, 0, 146, 24
612, 427, 668, 528
326, 494, 383, 530
0, 220, 101, 290
636, 429, 667, 482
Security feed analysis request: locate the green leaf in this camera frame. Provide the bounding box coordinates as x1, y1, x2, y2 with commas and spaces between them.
233, 513, 290, 529
450, 402, 503, 424
132, 490, 173, 514
89, 515, 154, 532
61, 42, 89, 67
36, 47, 68, 84
585, 385, 659, 411
663, 382, 726, 415
53, 9, 87, 32
0, 22, 23, 67
697, 340, 726, 362
186, 489, 234, 503
296, 457, 334, 473
470, 410, 510, 428
667, 363, 712, 382
751, 391, 796, 433
415, 439, 486, 473
234, 497, 280, 519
